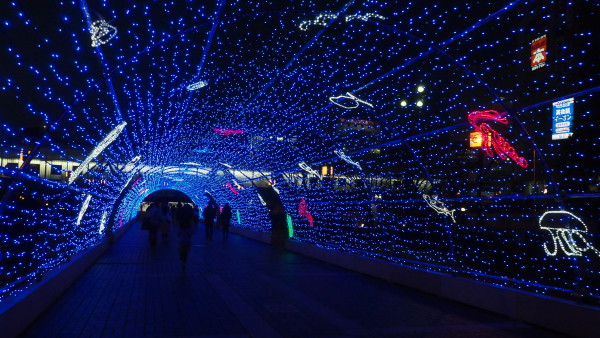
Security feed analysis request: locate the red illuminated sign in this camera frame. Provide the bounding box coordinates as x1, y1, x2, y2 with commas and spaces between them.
468, 110, 528, 168
531, 35, 547, 70
469, 132, 484, 148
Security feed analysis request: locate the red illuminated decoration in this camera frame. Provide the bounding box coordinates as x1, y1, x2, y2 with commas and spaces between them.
298, 198, 314, 227
130, 176, 142, 189
119, 210, 124, 229
468, 110, 528, 168
225, 182, 239, 194
213, 128, 247, 136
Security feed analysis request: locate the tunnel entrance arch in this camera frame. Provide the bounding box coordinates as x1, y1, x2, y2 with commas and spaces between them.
139, 189, 197, 222
142, 189, 194, 205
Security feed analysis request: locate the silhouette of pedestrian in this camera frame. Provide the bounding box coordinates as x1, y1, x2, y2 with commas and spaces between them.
146, 203, 162, 246
160, 202, 172, 238
177, 204, 196, 272
220, 203, 232, 240
170, 203, 177, 225
202, 202, 217, 240
175, 202, 183, 225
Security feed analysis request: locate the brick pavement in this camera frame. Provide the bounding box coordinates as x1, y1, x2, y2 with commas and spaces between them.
21, 224, 563, 337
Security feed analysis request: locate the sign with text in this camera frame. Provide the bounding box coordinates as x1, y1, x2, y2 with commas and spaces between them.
552, 98, 574, 140
531, 34, 547, 70
469, 132, 483, 148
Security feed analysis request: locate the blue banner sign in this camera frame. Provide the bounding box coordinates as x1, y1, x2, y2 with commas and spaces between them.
552, 98, 574, 140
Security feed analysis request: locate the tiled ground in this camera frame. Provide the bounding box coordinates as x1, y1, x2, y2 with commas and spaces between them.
22, 224, 563, 337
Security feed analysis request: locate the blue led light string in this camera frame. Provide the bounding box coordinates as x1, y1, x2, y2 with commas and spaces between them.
281, 0, 528, 134
171, 0, 227, 136
516, 86, 600, 112
381, 24, 563, 204
1, 1, 134, 293
2, 0, 132, 227
234, 0, 358, 121
79, 0, 128, 130
205, 2, 414, 225
282, 1, 596, 296
436, 0, 527, 48
271, 9, 556, 249
1, 0, 598, 303
0, 75, 109, 215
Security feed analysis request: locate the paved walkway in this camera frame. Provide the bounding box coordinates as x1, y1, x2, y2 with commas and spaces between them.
22, 224, 562, 337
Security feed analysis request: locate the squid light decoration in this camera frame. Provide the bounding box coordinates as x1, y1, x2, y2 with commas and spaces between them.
468, 110, 528, 168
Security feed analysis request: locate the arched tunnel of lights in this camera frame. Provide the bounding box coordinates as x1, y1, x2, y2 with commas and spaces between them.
0, 1, 598, 304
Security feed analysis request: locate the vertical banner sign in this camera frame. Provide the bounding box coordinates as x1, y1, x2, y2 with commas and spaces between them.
552, 98, 574, 140
531, 34, 547, 70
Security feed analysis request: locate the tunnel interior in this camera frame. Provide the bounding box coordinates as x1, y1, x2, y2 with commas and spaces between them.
0, 1, 599, 303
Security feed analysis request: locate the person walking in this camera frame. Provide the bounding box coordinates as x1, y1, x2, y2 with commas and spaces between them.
170, 203, 178, 225
192, 205, 200, 229
146, 203, 162, 246
160, 202, 172, 239
177, 204, 196, 272
220, 203, 232, 240
202, 202, 216, 240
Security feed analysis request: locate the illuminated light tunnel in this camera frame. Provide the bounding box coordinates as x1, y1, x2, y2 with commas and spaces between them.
0, 0, 599, 305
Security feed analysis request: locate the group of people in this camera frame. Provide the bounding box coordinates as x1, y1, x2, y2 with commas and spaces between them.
202, 201, 232, 240
142, 200, 233, 272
